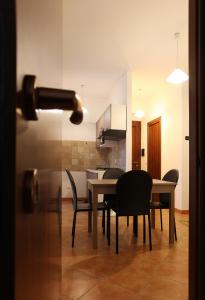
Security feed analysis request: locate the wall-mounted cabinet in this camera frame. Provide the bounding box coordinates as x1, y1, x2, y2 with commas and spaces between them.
96, 104, 126, 147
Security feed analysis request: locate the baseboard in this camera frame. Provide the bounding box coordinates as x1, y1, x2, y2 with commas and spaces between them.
62, 198, 189, 214
175, 208, 189, 214
62, 197, 87, 202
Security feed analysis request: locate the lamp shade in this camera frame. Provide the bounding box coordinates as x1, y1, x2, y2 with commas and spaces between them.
166, 68, 189, 84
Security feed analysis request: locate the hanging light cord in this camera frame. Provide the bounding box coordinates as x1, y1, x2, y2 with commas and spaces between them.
175, 32, 180, 68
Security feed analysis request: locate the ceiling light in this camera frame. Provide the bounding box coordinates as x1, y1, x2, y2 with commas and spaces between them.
166, 32, 188, 84
166, 68, 189, 84
80, 84, 88, 114
82, 106, 88, 114
134, 110, 144, 119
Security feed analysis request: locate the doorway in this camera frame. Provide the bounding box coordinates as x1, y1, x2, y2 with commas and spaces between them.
147, 117, 161, 179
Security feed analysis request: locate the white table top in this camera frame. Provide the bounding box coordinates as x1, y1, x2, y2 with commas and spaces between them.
87, 178, 176, 187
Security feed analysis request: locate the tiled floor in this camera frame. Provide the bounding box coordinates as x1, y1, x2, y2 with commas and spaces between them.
62, 202, 188, 300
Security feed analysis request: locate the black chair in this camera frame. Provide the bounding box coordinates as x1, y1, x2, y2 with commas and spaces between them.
107, 170, 153, 254
103, 168, 125, 244
149, 169, 179, 240
65, 169, 108, 247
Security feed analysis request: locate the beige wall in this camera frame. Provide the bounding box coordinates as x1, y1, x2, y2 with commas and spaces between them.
132, 75, 189, 210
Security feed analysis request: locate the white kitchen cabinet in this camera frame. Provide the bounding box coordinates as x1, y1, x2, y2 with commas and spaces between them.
110, 104, 126, 130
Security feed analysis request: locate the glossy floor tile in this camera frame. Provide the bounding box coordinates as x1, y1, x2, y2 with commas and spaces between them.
61, 202, 188, 299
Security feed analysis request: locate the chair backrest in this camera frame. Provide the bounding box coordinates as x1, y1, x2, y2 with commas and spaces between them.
115, 170, 153, 216
103, 168, 125, 179
160, 169, 179, 204
65, 169, 78, 211
103, 168, 125, 203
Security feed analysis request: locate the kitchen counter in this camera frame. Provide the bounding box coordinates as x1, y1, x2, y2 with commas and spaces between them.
86, 169, 105, 175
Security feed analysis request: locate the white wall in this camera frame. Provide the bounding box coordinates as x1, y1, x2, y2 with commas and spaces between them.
63, 171, 87, 198
108, 72, 131, 171
181, 82, 189, 210
109, 73, 127, 105
132, 75, 189, 210
62, 112, 96, 141
126, 72, 133, 171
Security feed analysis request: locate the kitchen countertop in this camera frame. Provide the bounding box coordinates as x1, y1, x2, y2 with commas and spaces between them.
86, 169, 106, 174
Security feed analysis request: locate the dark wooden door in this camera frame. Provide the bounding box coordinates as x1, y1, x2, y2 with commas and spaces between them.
1, 1, 62, 299
0, 1, 16, 298
132, 121, 141, 170
15, 114, 62, 300
147, 117, 161, 179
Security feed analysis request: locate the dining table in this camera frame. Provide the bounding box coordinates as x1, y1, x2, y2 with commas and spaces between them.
87, 178, 177, 249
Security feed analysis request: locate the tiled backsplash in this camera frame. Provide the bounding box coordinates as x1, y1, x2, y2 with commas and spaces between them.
108, 139, 126, 170
62, 140, 109, 171
62, 139, 126, 171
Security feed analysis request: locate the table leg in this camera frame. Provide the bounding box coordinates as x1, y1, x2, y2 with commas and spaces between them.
169, 188, 175, 243
92, 189, 98, 249
88, 190, 92, 232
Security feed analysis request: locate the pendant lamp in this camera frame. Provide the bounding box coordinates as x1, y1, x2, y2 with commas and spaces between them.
166, 32, 188, 84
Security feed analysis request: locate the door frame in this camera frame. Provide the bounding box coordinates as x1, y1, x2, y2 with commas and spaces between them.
0, 0, 204, 299
0, 0, 16, 299
189, 0, 205, 299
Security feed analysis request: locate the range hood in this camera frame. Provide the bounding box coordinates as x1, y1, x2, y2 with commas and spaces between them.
101, 129, 126, 141
98, 130, 126, 147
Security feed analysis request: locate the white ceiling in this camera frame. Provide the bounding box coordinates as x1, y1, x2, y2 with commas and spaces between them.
63, 0, 188, 118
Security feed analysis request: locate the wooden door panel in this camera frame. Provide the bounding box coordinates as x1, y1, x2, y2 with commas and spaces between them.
15, 110, 62, 300
132, 121, 141, 170
147, 117, 161, 178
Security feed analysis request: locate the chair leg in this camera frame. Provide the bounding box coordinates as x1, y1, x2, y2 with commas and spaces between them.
72, 212, 77, 248
133, 216, 138, 237
174, 217, 177, 241
160, 209, 163, 231
116, 215, 119, 254
127, 216, 129, 227
107, 208, 111, 245
102, 210, 105, 234
143, 215, 146, 243
148, 212, 152, 251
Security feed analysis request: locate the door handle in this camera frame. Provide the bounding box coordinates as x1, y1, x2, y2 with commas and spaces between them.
17, 74, 83, 124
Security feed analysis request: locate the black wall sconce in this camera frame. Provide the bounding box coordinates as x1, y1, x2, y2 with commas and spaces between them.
18, 74, 83, 124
